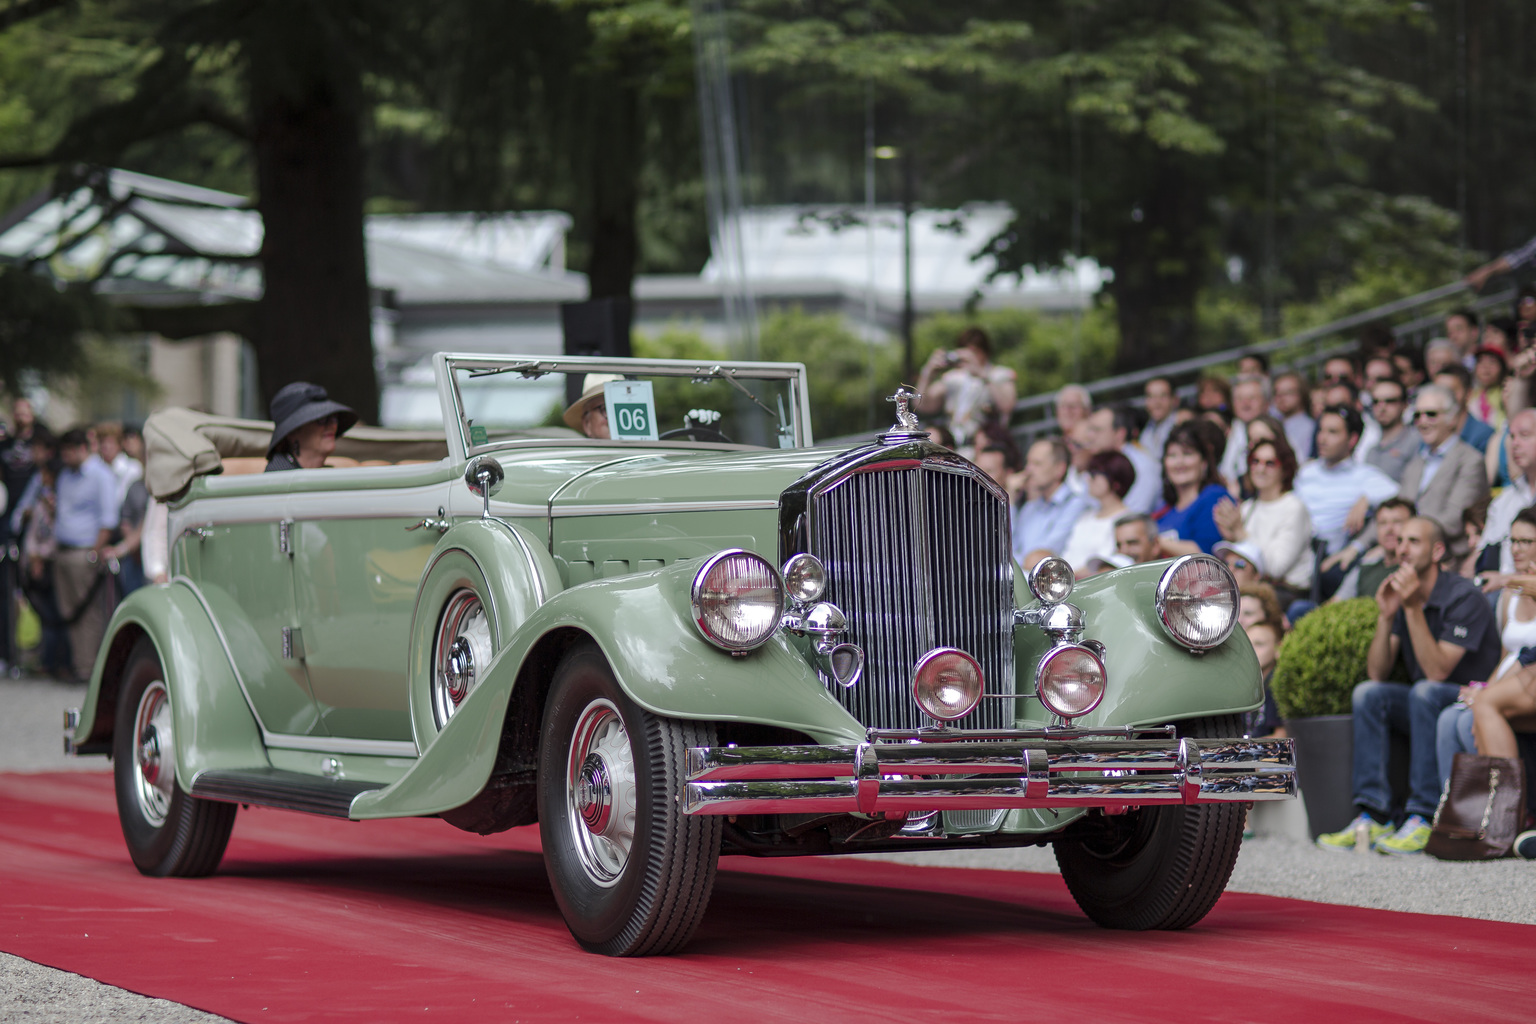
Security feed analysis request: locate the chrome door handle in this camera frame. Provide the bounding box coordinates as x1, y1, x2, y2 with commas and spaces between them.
407, 508, 450, 534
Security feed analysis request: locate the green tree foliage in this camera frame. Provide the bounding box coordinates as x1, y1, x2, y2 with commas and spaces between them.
0, 267, 96, 385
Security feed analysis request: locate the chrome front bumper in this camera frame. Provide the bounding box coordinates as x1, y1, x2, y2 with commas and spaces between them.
682, 726, 1296, 816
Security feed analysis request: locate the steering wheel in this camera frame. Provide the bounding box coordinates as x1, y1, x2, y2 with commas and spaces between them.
659, 426, 733, 443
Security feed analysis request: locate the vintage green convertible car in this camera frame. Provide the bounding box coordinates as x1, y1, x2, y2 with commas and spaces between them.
66, 353, 1295, 956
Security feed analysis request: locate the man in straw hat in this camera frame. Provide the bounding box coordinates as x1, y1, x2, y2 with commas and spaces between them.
563, 374, 622, 439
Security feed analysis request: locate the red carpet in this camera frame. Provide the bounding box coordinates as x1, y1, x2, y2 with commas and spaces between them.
1, 772, 1531, 1023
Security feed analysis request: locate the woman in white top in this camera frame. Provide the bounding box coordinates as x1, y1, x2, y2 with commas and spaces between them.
1213, 436, 1313, 601
1471, 510, 1536, 757
1061, 450, 1135, 576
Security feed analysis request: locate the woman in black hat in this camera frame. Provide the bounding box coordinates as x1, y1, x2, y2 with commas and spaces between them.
265, 382, 358, 472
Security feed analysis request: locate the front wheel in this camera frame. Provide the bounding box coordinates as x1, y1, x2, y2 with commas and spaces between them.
1054, 715, 1245, 930
113, 639, 236, 877
537, 643, 721, 956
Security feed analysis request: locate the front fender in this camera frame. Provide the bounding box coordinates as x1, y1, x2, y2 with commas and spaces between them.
352, 555, 863, 820
71, 582, 267, 791
1016, 560, 1263, 729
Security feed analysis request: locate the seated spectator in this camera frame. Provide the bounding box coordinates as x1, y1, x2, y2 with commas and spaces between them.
1316, 517, 1501, 855
1457, 499, 1490, 579
1244, 616, 1285, 738
972, 425, 1024, 505
1444, 307, 1482, 366
1355, 376, 1416, 479
1200, 407, 1232, 442
1239, 580, 1288, 632
1055, 384, 1092, 436
1215, 538, 1265, 587
1320, 355, 1361, 390
1062, 451, 1135, 575
1296, 406, 1398, 576
1319, 378, 1360, 414
1333, 497, 1414, 602
1012, 437, 1091, 568
1196, 375, 1231, 413
1362, 355, 1397, 390
1113, 513, 1166, 565
1141, 376, 1178, 459
925, 423, 956, 449
1218, 373, 1272, 487
1238, 352, 1269, 378
1214, 436, 1314, 604
1231, 414, 1284, 497
1483, 317, 1517, 359
1432, 364, 1495, 454
1392, 344, 1427, 394
1424, 338, 1461, 380
1469, 344, 1508, 427
1476, 408, 1536, 591
1083, 405, 1161, 514
1272, 372, 1315, 461
1337, 385, 1491, 566
1153, 421, 1227, 556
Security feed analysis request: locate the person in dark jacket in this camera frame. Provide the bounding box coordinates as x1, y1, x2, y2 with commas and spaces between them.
265, 383, 357, 472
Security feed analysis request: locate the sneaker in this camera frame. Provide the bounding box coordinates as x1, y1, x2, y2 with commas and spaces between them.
1316, 813, 1393, 852
1376, 814, 1433, 856
1514, 830, 1536, 860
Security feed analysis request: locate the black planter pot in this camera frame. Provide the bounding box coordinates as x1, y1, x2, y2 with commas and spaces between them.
1286, 714, 1355, 839
1288, 713, 1411, 838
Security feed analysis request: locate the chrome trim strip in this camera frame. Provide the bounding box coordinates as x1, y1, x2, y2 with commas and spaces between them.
682, 736, 1297, 815
551, 499, 780, 518
262, 733, 419, 757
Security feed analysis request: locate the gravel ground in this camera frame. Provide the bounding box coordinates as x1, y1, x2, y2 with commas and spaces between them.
3, 674, 1531, 1023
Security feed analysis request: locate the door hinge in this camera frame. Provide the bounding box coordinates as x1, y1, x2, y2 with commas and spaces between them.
281, 626, 304, 660
278, 519, 293, 556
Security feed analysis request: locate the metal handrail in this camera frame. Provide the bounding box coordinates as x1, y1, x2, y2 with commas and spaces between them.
1011, 279, 1514, 420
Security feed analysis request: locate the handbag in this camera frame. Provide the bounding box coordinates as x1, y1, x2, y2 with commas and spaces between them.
1426, 753, 1527, 861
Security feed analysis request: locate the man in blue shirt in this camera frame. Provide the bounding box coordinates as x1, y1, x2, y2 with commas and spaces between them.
1012, 437, 1091, 568
52, 428, 119, 682
1432, 365, 1494, 455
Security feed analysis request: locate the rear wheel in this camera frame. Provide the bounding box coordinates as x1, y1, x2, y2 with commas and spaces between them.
113, 639, 236, 877
1054, 715, 1245, 930
537, 642, 721, 956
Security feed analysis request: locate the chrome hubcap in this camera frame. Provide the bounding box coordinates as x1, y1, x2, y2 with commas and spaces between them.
432, 590, 492, 729
132, 681, 174, 827
566, 699, 636, 887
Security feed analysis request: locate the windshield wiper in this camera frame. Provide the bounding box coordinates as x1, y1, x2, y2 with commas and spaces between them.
467, 361, 556, 379
695, 364, 784, 430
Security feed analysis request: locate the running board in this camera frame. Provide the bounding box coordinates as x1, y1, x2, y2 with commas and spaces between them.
191, 768, 381, 818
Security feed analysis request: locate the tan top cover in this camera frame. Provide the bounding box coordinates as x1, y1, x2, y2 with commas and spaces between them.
143, 407, 449, 500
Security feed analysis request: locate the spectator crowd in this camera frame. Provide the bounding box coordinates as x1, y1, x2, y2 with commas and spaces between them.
923, 287, 1536, 855
0, 403, 155, 684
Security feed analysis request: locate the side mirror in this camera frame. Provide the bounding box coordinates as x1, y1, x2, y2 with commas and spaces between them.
464, 455, 505, 517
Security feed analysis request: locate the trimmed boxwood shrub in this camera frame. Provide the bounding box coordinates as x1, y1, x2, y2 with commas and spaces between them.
1272, 597, 1393, 718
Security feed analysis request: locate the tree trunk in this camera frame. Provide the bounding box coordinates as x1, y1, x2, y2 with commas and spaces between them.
583, 77, 642, 300
249, 60, 378, 423
1109, 163, 1209, 373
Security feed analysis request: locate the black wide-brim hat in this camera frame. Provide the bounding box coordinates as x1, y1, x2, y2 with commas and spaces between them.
267, 381, 358, 457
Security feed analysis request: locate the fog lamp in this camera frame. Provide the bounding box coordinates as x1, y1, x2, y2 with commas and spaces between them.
912, 648, 984, 722
781, 553, 827, 606
691, 550, 784, 652
1036, 643, 1106, 720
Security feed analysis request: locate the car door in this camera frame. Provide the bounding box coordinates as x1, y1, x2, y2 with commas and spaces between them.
183, 518, 324, 738
288, 477, 445, 743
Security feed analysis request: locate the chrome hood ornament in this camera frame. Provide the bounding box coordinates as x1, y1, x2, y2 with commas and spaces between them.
882, 386, 925, 440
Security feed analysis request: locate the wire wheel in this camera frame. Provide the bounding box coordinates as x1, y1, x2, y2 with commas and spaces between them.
565, 699, 638, 886
131, 680, 175, 828
432, 589, 493, 729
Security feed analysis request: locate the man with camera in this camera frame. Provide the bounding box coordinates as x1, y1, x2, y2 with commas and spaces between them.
915, 327, 1017, 450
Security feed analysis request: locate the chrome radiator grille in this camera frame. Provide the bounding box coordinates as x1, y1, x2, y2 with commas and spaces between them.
806, 462, 1015, 730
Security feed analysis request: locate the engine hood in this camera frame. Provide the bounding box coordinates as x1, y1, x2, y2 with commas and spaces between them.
548, 445, 849, 514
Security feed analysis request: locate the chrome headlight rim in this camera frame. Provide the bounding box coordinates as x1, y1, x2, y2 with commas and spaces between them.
1027, 556, 1075, 605
1035, 642, 1107, 720
690, 548, 786, 653
1154, 553, 1239, 651
911, 646, 986, 722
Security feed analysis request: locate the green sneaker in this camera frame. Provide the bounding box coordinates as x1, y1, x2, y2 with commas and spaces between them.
1316, 813, 1393, 852
1376, 814, 1432, 855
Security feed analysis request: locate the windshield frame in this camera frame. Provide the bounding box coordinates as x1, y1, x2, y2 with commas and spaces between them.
433, 352, 814, 462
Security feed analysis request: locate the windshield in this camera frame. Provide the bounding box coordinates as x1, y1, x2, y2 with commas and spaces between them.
443, 355, 811, 454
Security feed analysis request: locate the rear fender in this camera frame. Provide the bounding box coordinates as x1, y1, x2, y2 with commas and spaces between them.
71, 582, 267, 790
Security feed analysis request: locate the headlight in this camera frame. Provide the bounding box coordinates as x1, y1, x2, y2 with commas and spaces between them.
1155, 554, 1239, 651
781, 553, 827, 605
912, 648, 984, 722
691, 550, 785, 652
1036, 644, 1106, 719
1028, 556, 1075, 605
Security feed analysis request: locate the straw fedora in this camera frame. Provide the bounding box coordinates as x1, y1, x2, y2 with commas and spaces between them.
562, 373, 623, 431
